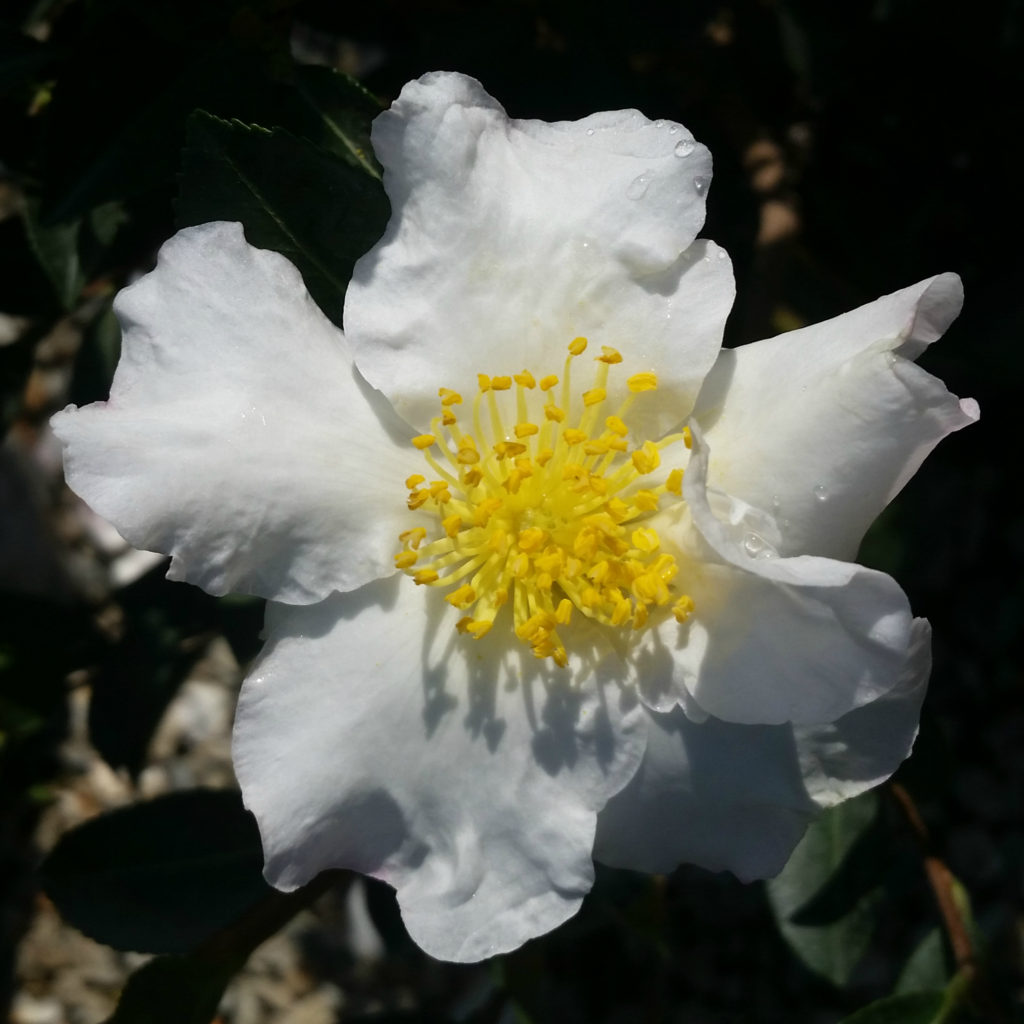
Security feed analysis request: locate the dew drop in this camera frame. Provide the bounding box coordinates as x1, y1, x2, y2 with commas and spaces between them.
743, 532, 777, 559
627, 173, 651, 200
693, 175, 708, 196
771, 493, 782, 512
717, 249, 727, 259
586, 128, 595, 136
674, 139, 695, 158
668, 124, 680, 135
885, 352, 897, 367
813, 484, 829, 502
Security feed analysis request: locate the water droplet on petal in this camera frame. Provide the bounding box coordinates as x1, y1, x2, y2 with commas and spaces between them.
627, 174, 651, 200
586, 128, 595, 136
668, 124, 680, 135
885, 352, 897, 367
674, 139, 695, 157
717, 249, 727, 259
813, 484, 829, 502
693, 175, 708, 196
771, 493, 782, 511
743, 532, 777, 559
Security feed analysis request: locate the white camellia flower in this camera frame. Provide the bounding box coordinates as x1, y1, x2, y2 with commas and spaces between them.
51, 72, 978, 962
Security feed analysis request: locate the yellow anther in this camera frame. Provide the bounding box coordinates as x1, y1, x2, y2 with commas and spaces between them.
447, 584, 476, 608
398, 350, 693, 667
673, 595, 696, 623
493, 441, 527, 459
574, 529, 599, 559
611, 598, 632, 626
534, 548, 564, 574
683, 425, 693, 449
400, 527, 427, 549
631, 527, 660, 553
631, 441, 662, 474
627, 372, 658, 392
606, 498, 630, 522
473, 497, 503, 525
518, 527, 548, 551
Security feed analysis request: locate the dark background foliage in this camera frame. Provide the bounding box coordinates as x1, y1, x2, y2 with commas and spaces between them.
1, 1, 1020, 1022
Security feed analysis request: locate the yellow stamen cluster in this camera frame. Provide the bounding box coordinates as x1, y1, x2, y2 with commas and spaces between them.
396, 337, 695, 666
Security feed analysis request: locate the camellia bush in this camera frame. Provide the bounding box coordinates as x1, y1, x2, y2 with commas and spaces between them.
1, 2, 1018, 1024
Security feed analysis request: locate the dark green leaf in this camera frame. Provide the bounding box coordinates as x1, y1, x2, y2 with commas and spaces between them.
104, 950, 246, 1024
767, 792, 883, 986
838, 991, 947, 1024
103, 872, 345, 1024
67, 301, 121, 407
22, 200, 83, 309
290, 65, 382, 176
896, 929, 950, 995
87, 568, 213, 776
40, 789, 271, 953
176, 112, 389, 326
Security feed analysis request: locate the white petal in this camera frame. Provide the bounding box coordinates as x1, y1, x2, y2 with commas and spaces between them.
233, 578, 647, 962
694, 274, 978, 560
345, 71, 734, 439
639, 428, 914, 726
593, 619, 929, 880
51, 223, 421, 604
795, 618, 930, 808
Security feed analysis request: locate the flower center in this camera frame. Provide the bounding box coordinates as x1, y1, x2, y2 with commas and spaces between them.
395, 337, 695, 667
